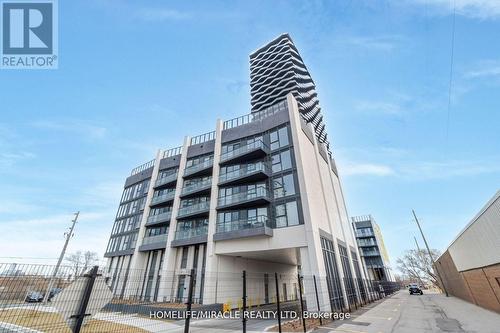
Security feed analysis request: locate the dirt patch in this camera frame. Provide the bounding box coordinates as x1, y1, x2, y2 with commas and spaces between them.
0, 309, 148, 333
267, 318, 333, 332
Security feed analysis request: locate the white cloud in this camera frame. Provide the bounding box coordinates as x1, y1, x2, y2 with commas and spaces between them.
406, 0, 500, 20
464, 60, 500, 79
355, 101, 403, 115
337, 35, 406, 52
0, 211, 112, 264
135, 8, 192, 21
32, 120, 107, 140
0, 151, 36, 168
340, 162, 396, 176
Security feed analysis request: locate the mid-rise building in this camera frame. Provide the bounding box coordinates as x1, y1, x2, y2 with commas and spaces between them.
104, 34, 365, 312
352, 215, 394, 281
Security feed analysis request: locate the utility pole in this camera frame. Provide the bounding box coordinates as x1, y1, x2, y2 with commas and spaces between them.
414, 236, 421, 253
44, 211, 80, 303
412, 210, 448, 297
413, 236, 425, 287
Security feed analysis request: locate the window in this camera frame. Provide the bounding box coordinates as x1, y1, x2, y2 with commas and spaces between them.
270, 126, 289, 150
159, 168, 177, 179
180, 196, 210, 208
186, 154, 213, 168
221, 135, 263, 154
275, 200, 300, 227
272, 150, 292, 173
149, 206, 172, 216
273, 173, 295, 198
146, 226, 168, 237
180, 247, 189, 268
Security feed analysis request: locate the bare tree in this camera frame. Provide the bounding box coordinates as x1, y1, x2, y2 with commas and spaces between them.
65, 251, 99, 277
396, 249, 441, 287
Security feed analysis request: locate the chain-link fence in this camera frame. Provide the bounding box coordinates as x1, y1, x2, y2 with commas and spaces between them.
0, 263, 401, 333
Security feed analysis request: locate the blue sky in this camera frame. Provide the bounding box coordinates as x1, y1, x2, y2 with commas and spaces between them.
0, 0, 499, 271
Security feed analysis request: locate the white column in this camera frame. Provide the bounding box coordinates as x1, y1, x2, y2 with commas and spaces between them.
202, 119, 223, 304
157, 136, 191, 301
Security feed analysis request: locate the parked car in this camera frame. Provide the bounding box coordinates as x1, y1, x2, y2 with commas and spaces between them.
25, 291, 44, 302
408, 283, 423, 295
48, 287, 63, 301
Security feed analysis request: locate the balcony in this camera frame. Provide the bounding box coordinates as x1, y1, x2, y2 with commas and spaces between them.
355, 230, 375, 238
139, 233, 168, 251
146, 211, 172, 226
357, 239, 377, 247
154, 173, 178, 188
184, 159, 213, 178
361, 249, 381, 257
214, 215, 273, 241
217, 186, 270, 210
171, 225, 208, 247
177, 201, 210, 219
218, 162, 271, 186
150, 192, 175, 206
180, 178, 212, 198
219, 140, 269, 165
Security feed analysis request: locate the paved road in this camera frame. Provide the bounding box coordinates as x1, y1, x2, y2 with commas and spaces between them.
315, 290, 500, 333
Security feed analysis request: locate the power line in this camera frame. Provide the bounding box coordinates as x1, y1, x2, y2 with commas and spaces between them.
445, 0, 457, 143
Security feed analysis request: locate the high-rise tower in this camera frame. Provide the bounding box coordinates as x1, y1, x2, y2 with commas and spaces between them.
250, 34, 329, 152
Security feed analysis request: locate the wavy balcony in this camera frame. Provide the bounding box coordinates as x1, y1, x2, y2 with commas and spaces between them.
150, 192, 175, 207
218, 162, 270, 186
177, 201, 210, 219
171, 225, 209, 247
184, 159, 213, 178
217, 187, 270, 210
180, 178, 212, 198
219, 140, 269, 165
214, 215, 273, 241
138, 233, 168, 251
154, 173, 178, 188
145, 211, 171, 226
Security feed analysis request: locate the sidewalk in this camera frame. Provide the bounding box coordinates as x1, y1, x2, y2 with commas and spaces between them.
313, 290, 500, 333
430, 292, 500, 333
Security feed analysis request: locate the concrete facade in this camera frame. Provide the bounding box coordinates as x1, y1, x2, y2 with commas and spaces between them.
103, 35, 366, 312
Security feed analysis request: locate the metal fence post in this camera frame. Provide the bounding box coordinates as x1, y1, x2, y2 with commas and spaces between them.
242, 270, 247, 333
72, 266, 99, 333
297, 274, 306, 333
313, 275, 322, 325
275, 272, 282, 333
184, 269, 195, 333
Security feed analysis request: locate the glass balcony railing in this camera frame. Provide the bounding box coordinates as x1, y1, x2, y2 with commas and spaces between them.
177, 201, 210, 218
181, 178, 212, 196
217, 186, 270, 208
155, 173, 178, 187
174, 225, 209, 241
220, 140, 269, 163
355, 230, 375, 237
357, 239, 377, 247
219, 162, 270, 184
150, 192, 175, 206
184, 159, 214, 177
146, 211, 172, 225
216, 215, 269, 233
361, 249, 380, 257
142, 233, 168, 246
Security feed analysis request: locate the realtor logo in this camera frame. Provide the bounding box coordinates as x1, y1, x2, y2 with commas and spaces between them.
1, 0, 58, 69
